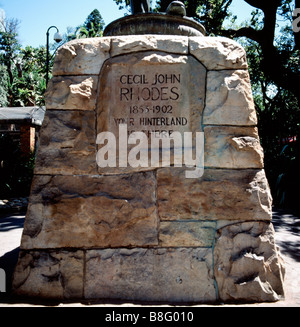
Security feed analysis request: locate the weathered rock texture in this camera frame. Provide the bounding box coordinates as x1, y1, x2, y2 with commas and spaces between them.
13, 34, 284, 303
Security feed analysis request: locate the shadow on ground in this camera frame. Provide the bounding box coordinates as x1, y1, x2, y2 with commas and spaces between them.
272, 208, 300, 262
0, 215, 25, 232
0, 247, 20, 292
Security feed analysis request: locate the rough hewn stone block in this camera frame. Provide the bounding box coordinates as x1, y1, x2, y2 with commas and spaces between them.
84, 248, 216, 302
204, 126, 264, 168
214, 221, 285, 302
12, 250, 84, 299
204, 70, 257, 126
45, 76, 98, 110
34, 110, 97, 175
159, 221, 216, 247
189, 36, 248, 70
157, 168, 272, 221
111, 35, 189, 57
21, 173, 158, 249
53, 37, 110, 75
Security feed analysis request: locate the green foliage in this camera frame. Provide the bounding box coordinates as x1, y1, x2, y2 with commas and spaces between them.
8, 46, 48, 107
0, 64, 8, 106
65, 9, 105, 40
237, 19, 299, 208
0, 18, 21, 64
113, 0, 131, 11
0, 17, 48, 107
77, 22, 102, 39
190, 0, 234, 34
0, 17, 22, 106
0, 29, 20, 72
84, 9, 105, 35
117, 0, 234, 33
0, 8, 106, 107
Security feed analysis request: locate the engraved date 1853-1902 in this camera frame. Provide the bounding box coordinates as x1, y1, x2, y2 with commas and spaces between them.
129, 105, 173, 114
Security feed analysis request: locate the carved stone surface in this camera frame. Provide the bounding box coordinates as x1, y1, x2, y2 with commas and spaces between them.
13, 250, 84, 299
13, 34, 284, 303
159, 221, 216, 247
214, 221, 285, 302
96, 50, 206, 174
166, 1, 187, 16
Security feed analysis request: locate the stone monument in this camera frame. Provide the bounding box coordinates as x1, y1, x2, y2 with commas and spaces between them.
12, 2, 285, 303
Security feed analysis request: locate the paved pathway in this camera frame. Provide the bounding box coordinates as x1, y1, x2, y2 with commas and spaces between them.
267, 208, 300, 306
0, 208, 300, 307
0, 212, 24, 295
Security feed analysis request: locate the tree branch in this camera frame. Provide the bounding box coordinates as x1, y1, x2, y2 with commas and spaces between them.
221, 26, 262, 43
244, 0, 281, 11
222, 0, 233, 13
223, 1, 300, 105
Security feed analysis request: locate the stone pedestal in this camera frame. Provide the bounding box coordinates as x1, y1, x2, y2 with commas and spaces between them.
12, 18, 285, 303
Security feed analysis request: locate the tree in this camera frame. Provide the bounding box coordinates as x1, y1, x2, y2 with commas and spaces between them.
220, 1, 299, 207
84, 9, 105, 35
0, 15, 48, 107
222, 0, 300, 109
15, 46, 48, 106
115, 0, 234, 31
0, 16, 21, 106
113, 0, 131, 11
156, 0, 234, 34
240, 34, 299, 207
65, 9, 105, 40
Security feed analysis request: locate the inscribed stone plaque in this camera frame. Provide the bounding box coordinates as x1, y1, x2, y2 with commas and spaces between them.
97, 51, 206, 172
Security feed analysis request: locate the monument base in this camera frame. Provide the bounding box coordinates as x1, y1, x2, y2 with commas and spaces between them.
12, 32, 285, 303
13, 220, 284, 303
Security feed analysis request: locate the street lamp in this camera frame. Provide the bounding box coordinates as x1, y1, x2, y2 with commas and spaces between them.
46, 26, 62, 85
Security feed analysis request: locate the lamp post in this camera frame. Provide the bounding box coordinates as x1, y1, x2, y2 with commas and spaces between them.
46, 26, 62, 85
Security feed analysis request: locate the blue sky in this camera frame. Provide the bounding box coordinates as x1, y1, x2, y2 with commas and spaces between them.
0, 0, 265, 48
